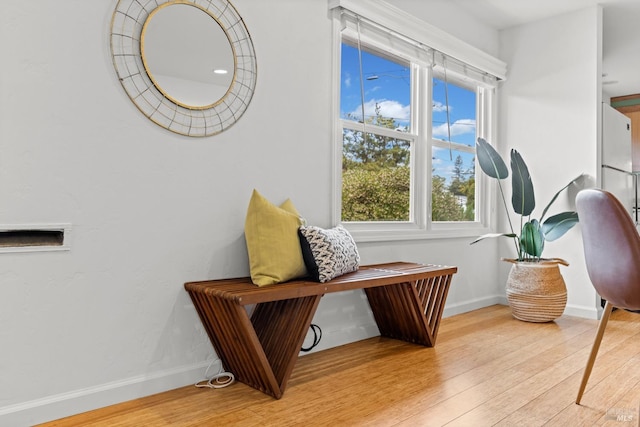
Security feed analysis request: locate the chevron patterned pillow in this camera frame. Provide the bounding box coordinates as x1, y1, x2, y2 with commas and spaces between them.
298, 225, 360, 283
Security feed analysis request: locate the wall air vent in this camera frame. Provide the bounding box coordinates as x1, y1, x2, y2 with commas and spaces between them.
0, 224, 71, 253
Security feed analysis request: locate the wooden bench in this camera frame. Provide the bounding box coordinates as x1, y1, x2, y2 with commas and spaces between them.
184, 261, 457, 399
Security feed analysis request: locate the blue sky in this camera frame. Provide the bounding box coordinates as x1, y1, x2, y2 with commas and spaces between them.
341, 43, 476, 181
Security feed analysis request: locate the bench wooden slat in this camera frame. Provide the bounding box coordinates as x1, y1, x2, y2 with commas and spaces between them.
185, 261, 456, 399
185, 262, 457, 306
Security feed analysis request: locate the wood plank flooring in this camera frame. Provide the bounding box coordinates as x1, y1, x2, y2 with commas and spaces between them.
39, 305, 640, 426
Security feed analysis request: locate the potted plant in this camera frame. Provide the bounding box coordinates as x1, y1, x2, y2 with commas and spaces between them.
471, 137, 582, 322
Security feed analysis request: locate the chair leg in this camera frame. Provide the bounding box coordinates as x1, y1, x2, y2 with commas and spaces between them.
576, 300, 614, 404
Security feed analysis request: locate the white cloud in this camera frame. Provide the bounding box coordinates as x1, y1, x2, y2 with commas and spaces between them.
431, 154, 454, 178
433, 101, 451, 113
432, 119, 476, 138
350, 99, 410, 122
344, 73, 351, 88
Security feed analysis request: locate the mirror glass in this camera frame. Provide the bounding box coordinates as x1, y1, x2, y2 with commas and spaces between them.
141, 4, 234, 109
110, 0, 257, 137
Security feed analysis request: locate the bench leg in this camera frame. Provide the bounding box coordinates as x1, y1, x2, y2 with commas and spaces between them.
365, 274, 452, 347
187, 290, 321, 399
251, 296, 322, 396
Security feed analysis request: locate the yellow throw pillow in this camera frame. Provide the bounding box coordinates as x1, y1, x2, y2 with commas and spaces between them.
244, 189, 307, 286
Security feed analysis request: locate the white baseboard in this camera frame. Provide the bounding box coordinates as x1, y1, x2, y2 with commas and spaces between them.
4, 294, 587, 426
0, 362, 209, 427
564, 303, 600, 320
302, 295, 507, 355
457, 295, 599, 321
442, 295, 507, 318
443, 296, 600, 320
301, 321, 381, 354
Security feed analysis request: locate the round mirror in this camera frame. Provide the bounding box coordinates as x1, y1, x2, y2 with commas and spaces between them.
141, 3, 234, 109
110, 0, 257, 137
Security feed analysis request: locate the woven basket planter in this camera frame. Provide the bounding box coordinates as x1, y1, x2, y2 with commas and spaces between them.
504, 259, 568, 323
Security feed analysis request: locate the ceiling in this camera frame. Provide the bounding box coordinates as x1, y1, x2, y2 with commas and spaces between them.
451, 0, 640, 98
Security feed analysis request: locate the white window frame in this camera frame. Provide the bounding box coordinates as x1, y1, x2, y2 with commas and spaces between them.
329, 0, 506, 242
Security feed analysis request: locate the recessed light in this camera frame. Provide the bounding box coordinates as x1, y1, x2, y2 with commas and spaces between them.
213, 69, 228, 74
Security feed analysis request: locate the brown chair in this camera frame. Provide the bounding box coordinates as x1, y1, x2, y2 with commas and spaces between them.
574, 188, 640, 404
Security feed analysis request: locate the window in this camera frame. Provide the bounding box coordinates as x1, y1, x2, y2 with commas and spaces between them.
431, 76, 478, 222
331, 1, 505, 241
340, 43, 412, 222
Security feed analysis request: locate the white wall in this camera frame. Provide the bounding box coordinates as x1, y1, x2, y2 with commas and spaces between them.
0, 1, 503, 424
387, 0, 500, 58
498, 7, 602, 318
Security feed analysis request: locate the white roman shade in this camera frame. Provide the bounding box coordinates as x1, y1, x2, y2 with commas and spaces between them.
330, 0, 507, 87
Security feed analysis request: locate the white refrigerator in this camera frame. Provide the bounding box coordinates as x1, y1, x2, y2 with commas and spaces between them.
601, 102, 635, 222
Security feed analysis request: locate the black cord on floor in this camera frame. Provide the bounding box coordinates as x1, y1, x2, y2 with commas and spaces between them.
300, 324, 322, 352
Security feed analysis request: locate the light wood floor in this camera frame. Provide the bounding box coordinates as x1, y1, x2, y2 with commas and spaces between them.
40, 305, 640, 426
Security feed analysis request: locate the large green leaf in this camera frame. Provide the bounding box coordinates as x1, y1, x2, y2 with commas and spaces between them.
539, 174, 583, 222
470, 232, 518, 245
476, 138, 508, 180
542, 211, 579, 241
510, 149, 535, 216
520, 220, 544, 258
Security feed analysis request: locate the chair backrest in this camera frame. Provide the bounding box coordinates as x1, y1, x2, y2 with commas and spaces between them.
576, 188, 640, 310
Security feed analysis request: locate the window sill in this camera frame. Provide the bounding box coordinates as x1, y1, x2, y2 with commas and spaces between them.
343, 223, 492, 243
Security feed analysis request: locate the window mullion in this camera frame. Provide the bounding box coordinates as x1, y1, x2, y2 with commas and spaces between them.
412, 63, 429, 229
432, 139, 475, 154
341, 120, 416, 140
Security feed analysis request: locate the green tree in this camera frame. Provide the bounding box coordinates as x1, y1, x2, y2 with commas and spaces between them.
343, 104, 410, 170
448, 155, 465, 196
342, 167, 410, 221
342, 103, 475, 223
432, 176, 464, 221
460, 176, 475, 220
342, 103, 412, 221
